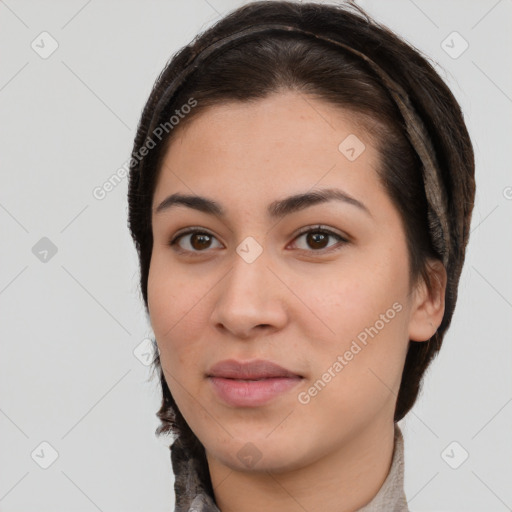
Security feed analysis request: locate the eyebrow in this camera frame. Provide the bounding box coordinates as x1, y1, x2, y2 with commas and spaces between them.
154, 188, 372, 219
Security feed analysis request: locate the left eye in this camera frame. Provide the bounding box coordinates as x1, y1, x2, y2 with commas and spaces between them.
169, 226, 348, 255
290, 226, 348, 253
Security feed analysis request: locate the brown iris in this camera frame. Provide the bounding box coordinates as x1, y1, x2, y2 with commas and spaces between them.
190, 233, 213, 251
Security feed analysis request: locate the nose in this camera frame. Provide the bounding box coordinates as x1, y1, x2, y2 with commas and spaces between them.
210, 248, 288, 340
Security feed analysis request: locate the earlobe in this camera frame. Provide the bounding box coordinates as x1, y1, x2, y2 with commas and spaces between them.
408, 259, 447, 342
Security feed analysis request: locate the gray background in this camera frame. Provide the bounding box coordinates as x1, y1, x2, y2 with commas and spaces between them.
0, 0, 511, 511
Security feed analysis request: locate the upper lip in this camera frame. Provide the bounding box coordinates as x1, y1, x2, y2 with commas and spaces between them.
207, 359, 302, 379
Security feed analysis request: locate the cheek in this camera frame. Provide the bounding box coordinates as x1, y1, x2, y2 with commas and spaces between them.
147, 262, 191, 372
147, 258, 217, 396
298, 265, 409, 396
147, 256, 201, 338
301, 266, 399, 339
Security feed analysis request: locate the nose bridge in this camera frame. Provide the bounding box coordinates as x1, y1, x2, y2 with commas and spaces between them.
222, 238, 273, 311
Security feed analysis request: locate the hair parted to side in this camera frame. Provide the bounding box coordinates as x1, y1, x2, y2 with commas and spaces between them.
127, 0, 475, 452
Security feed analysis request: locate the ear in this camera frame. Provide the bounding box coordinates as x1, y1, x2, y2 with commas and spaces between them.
408, 259, 447, 342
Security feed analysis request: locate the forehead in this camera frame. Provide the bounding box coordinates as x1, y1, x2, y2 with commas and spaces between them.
153, 92, 386, 214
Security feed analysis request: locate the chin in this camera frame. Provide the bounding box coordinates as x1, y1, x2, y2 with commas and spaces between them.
209, 435, 310, 474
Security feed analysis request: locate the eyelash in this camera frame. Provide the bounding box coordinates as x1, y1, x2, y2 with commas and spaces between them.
168, 225, 349, 257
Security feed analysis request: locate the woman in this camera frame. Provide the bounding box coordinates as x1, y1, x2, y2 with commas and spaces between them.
127, 1, 475, 510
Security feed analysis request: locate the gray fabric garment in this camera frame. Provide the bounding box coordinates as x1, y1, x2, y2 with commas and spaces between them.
171, 423, 409, 512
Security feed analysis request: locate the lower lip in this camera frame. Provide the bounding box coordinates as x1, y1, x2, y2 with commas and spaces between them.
208, 376, 303, 407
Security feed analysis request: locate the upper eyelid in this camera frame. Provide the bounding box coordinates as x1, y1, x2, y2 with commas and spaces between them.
294, 225, 347, 238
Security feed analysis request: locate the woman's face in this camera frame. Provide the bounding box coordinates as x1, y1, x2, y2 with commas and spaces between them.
148, 91, 433, 472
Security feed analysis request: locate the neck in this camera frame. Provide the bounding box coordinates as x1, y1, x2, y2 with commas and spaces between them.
206, 417, 396, 512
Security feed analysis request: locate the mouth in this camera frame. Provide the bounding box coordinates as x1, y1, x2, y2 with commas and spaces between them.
206, 359, 304, 407
208, 375, 303, 407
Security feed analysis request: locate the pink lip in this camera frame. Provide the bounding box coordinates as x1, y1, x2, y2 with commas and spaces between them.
207, 359, 303, 407
209, 376, 302, 407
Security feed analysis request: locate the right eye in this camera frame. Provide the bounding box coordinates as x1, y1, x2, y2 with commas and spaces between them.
169, 228, 223, 255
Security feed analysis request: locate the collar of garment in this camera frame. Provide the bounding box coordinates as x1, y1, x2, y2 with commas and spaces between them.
171, 423, 409, 512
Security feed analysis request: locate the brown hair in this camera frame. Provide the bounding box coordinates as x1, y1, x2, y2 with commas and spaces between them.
127, 0, 475, 455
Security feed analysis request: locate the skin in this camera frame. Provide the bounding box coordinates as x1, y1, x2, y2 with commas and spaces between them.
148, 91, 446, 512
